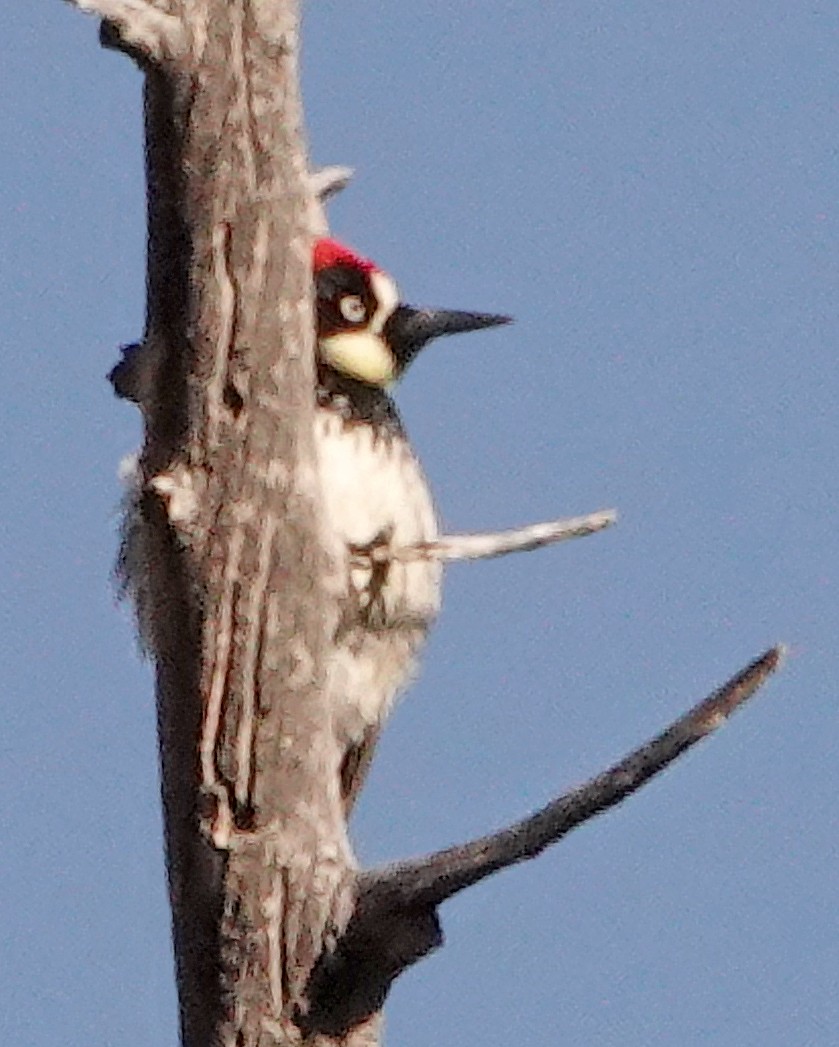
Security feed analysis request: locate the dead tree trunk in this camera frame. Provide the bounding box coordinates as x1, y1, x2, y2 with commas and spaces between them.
66, 4, 783, 1046
73, 2, 362, 1044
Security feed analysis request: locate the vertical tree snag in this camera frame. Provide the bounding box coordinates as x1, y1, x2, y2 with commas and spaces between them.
66, 4, 784, 1046
76, 3, 360, 1045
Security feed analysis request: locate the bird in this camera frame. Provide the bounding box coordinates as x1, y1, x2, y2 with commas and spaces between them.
109, 238, 510, 814
311, 237, 510, 811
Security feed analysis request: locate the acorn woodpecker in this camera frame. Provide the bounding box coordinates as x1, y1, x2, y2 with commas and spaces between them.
110, 239, 510, 813
312, 238, 510, 810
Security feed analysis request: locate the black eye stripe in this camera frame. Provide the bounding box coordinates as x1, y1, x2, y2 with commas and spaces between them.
316, 265, 370, 301
316, 265, 377, 333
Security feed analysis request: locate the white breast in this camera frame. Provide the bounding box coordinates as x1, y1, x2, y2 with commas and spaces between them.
315, 408, 442, 743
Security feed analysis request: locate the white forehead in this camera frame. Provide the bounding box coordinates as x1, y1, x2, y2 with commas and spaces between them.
368, 270, 400, 334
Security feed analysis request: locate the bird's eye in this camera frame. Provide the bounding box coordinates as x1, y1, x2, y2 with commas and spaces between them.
339, 295, 367, 323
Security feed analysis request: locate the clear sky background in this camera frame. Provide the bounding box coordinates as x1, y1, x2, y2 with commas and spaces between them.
3, 3, 837, 1045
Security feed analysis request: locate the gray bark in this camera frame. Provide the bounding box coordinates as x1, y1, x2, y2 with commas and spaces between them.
95, 3, 359, 1044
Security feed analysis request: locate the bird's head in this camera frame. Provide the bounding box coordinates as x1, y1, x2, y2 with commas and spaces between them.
314, 238, 511, 388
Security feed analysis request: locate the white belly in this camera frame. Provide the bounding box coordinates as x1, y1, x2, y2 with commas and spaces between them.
315, 409, 442, 743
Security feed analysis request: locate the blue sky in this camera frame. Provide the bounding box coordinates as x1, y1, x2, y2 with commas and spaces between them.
3, 4, 837, 1045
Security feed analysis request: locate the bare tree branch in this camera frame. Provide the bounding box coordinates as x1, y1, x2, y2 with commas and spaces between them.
362, 508, 617, 566
301, 645, 785, 1036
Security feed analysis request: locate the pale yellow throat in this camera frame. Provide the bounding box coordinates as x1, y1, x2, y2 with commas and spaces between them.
320, 331, 396, 387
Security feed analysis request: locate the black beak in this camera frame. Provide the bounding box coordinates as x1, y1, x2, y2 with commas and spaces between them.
384, 305, 512, 372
